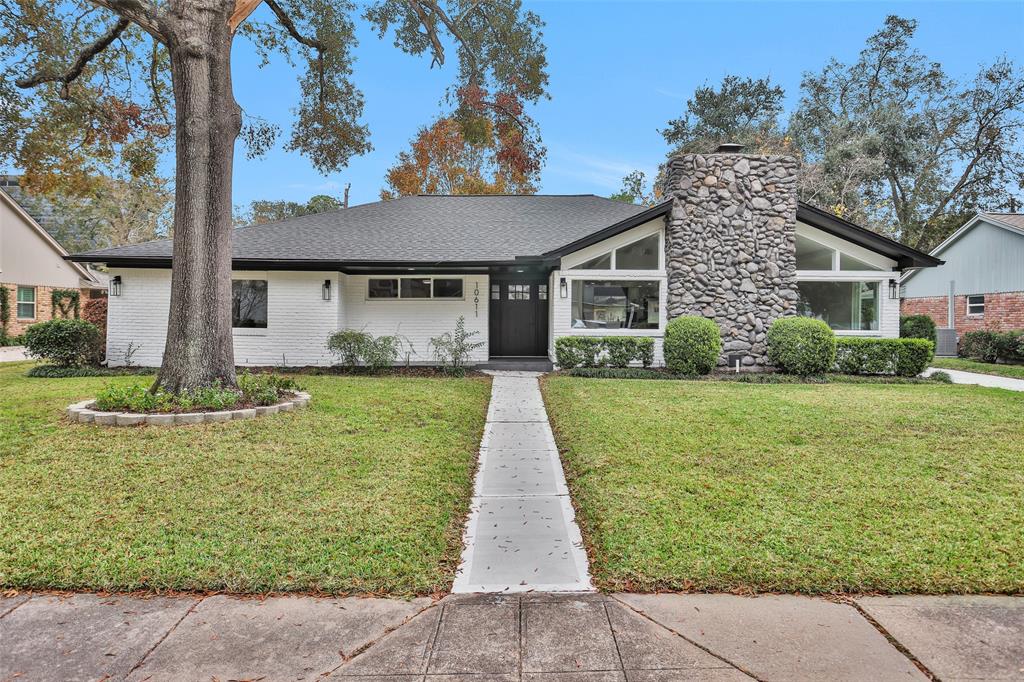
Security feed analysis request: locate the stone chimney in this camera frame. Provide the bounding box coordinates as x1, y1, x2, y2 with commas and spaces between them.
662, 145, 799, 368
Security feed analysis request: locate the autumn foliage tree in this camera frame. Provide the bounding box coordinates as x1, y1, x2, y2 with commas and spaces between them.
1, 0, 548, 392
381, 114, 542, 198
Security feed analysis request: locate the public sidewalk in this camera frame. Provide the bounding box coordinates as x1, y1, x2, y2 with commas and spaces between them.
2, 591, 1022, 681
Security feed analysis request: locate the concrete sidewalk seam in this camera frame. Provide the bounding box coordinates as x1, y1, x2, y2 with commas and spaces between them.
124, 594, 203, 680
602, 600, 628, 675
842, 597, 939, 681
0, 595, 28, 620
609, 594, 762, 681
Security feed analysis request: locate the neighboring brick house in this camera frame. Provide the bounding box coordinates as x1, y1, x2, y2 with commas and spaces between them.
0, 187, 105, 338
901, 213, 1024, 335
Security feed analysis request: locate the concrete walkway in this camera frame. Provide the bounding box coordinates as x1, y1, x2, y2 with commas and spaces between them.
451, 371, 592, 594
925, 366, 1024, 392
3, 591, 1022, 680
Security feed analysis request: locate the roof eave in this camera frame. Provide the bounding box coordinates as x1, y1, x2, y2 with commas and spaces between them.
540, 200, 672, 259
796, 202, 943, 269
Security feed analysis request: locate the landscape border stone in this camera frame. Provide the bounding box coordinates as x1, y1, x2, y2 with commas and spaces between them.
67, 392, 311, 427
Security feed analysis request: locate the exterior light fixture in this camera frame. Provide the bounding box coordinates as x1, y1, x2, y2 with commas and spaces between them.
889, 279, 899, 300
322, 279, 332, 301
559, 277, 568, 298
109, 275, 122, 296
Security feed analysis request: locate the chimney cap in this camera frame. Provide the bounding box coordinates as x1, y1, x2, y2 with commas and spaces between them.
716, 142, 745, 153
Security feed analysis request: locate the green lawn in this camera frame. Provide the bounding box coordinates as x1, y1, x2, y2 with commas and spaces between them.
542, 376, 1024, 594
931, 357, 1024, 380
0, 363, 490, 595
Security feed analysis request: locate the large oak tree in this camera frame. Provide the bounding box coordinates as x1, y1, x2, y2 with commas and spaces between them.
2, 0, 547, 391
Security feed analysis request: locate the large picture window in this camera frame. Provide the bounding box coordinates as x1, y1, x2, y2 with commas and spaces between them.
571, 280, 659, 330
796, 281, 879, 331
232, 280, 268, 328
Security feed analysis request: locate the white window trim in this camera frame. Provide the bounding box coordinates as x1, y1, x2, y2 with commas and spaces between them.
795, 223, 896, 273
966, 294, 985, 316
365, 276, 466, 301
16, 286, 36, 320
566, 277, 665, 334
795, 276, 887, 336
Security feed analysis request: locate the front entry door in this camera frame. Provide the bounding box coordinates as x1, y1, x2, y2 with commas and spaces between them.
489, 280, 548, 356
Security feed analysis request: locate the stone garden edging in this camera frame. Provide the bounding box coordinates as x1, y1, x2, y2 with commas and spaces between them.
65, 392, 311, 426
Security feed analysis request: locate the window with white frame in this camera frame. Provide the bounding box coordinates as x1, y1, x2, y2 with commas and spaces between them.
232, 280, 268, 328
569, 233, 661, 271
571, 280, 660, 330
796, 281, 879, 331
367, 277, 465, 300
967, 294, 985, 316
795, 233, 884, 272
16, 286, 35, 319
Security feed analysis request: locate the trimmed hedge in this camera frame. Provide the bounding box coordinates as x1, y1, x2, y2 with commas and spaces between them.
26, 364, 155, 378
959, 330, 1024, 364
565, 366, 950, 385
23, 319, 102, 367
767, 317, 836, 376
554, 336, 654, 369
663, 316, 721, 376
835, 337, 935, 377
900, 314, 937, 344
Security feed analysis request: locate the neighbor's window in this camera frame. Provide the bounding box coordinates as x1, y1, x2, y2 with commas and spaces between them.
614, 234, 660, 270
796, 281, 879, 331
967, 295, 985, 316
571, 280, 660, 330
232, 280, 268, 328
16, 286, 35, 319
368, 278, 399, 298
400, 278, 431, 299
433, 278, 464, 298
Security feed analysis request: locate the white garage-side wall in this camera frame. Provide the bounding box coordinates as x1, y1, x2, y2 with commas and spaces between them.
105, 268, 341, 367
548, 218, 668, 366
340, 273, 489, 364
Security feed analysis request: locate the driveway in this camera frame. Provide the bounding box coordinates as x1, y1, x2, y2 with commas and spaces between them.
0, 346, 28, 362
2, 591, 1022, 680
925, 366, 1024, 392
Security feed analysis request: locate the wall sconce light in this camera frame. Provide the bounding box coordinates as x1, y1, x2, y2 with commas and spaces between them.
559, 277, 568, 298
322, 279, 332, 301
109, 275, 122, 297
888, 279, 899, 300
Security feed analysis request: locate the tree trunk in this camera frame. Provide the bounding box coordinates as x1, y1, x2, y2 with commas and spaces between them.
154, 1, 242, 393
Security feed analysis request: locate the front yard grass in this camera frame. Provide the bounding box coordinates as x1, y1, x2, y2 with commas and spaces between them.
0, 363, 490, 595
542, 376, 1024, 594
931, 356, 1024, 380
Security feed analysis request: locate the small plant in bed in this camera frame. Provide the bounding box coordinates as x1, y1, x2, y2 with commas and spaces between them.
93, 371, 301, 413
27, 365, 156, 378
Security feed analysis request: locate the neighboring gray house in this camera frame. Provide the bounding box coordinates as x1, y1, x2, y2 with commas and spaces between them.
70, 146, 939, 369
902, 213, 1024, 334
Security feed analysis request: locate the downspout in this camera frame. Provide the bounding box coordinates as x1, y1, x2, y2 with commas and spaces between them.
947, 280, 955, 329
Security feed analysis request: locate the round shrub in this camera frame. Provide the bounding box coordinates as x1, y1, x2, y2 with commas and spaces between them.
663, 316, 721, 375
23, 318, 101, 368
767, 317, 836, 376
899, 314, 937, 344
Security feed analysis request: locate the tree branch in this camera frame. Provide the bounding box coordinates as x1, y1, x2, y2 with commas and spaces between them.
263, 0, 322, 49
86, 0, 164, 41
15, 18, 131, 96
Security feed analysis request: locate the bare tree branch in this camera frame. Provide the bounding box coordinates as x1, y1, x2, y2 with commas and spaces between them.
15, 18, 130, 96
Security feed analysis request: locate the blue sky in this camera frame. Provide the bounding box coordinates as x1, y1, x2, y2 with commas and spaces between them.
226, 0, 1024, 209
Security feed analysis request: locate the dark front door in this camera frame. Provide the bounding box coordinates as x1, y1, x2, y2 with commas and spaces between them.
489, 280, 549, 356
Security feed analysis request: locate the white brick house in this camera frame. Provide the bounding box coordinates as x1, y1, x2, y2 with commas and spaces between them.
71, 149, 940, 369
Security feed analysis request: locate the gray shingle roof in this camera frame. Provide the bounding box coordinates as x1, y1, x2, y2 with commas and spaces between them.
982, 212, 1024, 232
71, 194, 650, 264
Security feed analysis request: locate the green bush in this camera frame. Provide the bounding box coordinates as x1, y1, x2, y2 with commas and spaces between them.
835, 337, 935, 377
555, 336, 654, 369
429, 316, 485, 375
766, 317, 836, 376
23, 319, 101, 367
327, 329, 412, 371
26, 365, 155, 378
1, 333, 25, 347
663, 316, 721, 376
900, 314, 937, 344
929, 370, 953, 384
959, 330, 1024, 363
93, 372, 300, 413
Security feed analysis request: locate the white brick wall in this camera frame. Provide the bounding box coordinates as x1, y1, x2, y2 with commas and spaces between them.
341, 274, 489, 364
105, 268, 488, 367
